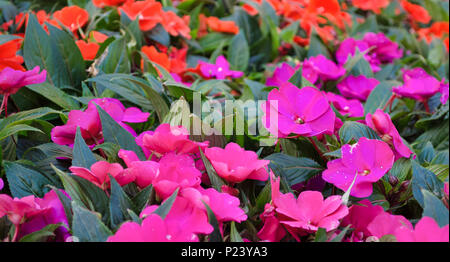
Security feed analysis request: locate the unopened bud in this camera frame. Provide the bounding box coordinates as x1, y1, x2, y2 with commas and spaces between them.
400, 180, 410, 191
388, 175, 399, 187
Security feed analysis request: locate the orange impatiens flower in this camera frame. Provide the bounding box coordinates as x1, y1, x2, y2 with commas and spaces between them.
401, 0, 431, 24
0, 37, 25, 71
50, 6, 89, 32
76, 40, 100, 60
118, 0, 163, 31
205, 16, 239, 35
160, 11, 191, 39
90, 31, 109, 43
93, 0, 127, 8
418, 21, 449, 51
352, 0, 390, 14
141, 45, 171, 72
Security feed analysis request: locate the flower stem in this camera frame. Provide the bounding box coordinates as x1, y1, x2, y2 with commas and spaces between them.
382, 94, 396, 112
0, 95, 8, 117
11, 224, 20, 242
308, 137, 327, 162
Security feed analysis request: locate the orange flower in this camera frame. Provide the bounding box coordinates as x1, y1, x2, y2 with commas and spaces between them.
76, 40, 100, 60
169, 47, 188, 74
141, 45, 171, 72
418, 21, 449, 51
93, 0, 127, 8
160, 11, 191, 39
0, 37, 25, 71
51, 6, 89, 32
205, 16, 239, 35
352, 0, 390, 14
90, 31, 109, 43
401, 0, 431, 24
118, 0, 163, 31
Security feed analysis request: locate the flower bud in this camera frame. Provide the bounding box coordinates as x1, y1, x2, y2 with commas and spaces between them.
388, 175, 399, 187
371, 111, 391, 134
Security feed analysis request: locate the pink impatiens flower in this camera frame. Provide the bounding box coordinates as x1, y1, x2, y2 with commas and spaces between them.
341, 199, 385, 241
51, 98, 149, 147
152, 153, 202, 199
118, 149, 160, 189
0, 66, 47, 95
262, 85, 335, 138
69, 161, 134, 190
204, 142, 269, 183
270, 174, 349, 239
337, 75, 380, 101
325, 92, 364, 118
392, 68, 444, 102
302, 55, 346, 83
366, 211, 412, 239
198, 55, 243, 80
322, 137, 395, 198
365, 109, 413, 159
141, 123, 209, 156
265, 62, 316, 88
394, 216, 449, 242
257, 203, 286, 242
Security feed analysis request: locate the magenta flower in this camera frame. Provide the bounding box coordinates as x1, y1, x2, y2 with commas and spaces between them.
366, 212, 412, 239
266, 63, 299, 88
270, 174, 348, 237
394, 216, 449, 242
325, 92, 364, 118
51, 98, 149, 147
341, 199, 385, 241
198, 55, 243, 80
69, 161, 134, 190
140, 195, 213, 240
204, 142, 269, 183
152, 153, 202, 199
322, 137, 395, 198
141, 123, 209, 156
302, 55, 346, 82
336, 33, 402, 72
262, 85, 335, 138
440, 81, 449, 105
0, 190, 70, 241
0, 66, 47, 95
118, 149, 160, 189
337, 75, 380, 101
366, 109, 413, 159
392, 68, 443, 102
257, 203, 286, 242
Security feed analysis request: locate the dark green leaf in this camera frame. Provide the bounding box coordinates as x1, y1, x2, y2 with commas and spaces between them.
422, 189, 449, 227
72, 127, 97, 169
109, 175, 135, 229
338, 121, 380, 144
411, 161, 444, 207
72, 202, 112, 242
4, 161, 53, 198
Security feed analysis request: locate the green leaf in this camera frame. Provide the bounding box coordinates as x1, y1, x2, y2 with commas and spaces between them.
0, 124, 43, 141
19, 223, 65, 242
24, 14, 71, 87
98, 37, 130, 74
265, 153, 323, 186
72, 202, 113, 242
46, 23, 86, 88
338, 121, 381, 144
411, 161, 444, 207
307, 29, 331, 59
426, 164, 449, 182
26, 82, 80, 110
203, 200, 223, 242
364, 81, 398, 115
288, 68, 303, 88
4, 161, 53, 198
132, 185, 154, 213
417, 142, 436, 165
0, 34, 20, 45
228, 32, 249, 71
95, 104, 146, 160
52, 187, 73, 227
152, 188, 179, 219
421, 189, 449, 227
109, 175, 135, 229
72, 127, 97, 169
314, 228, 327, 242
230, 222, 244, 242
330, 225, 351, 242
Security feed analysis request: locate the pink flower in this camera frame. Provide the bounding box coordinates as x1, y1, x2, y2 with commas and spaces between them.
204, 142, 269, 183
366, 109, 413, 159
394, 216, 449, 242
336, 38, 371, 67
0, 190, 70, 241
366, 212, 412, 239
257, 203, 286, 242
337, 75, 380, 101
262, 85, 335, 138
266, 63, 300, 88
141, 123, 209, 156
270, 174, 349, 238
118, 149, 160, 189
69, 161, 134, 190
139, 195, 213, 241
198, 55, 243, 80
51, 98, 149, 147
440, 81, 449, 105
393, 68, 443, 102
341, 199, 385, 241
0, 66, 47, 95
152, 153, 202, 199
325, 92, 364, 117
180, 187, 247, 224
302, 55, 346, 82
322, 137, 395, 198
